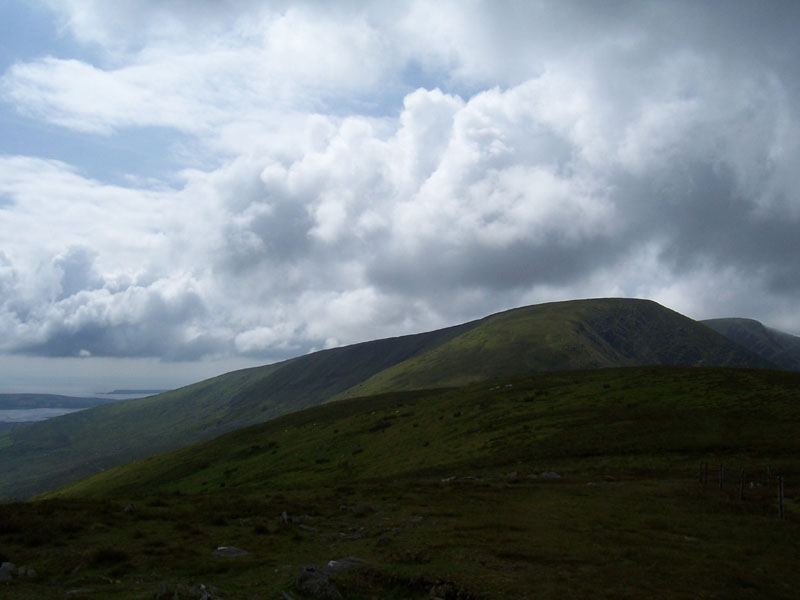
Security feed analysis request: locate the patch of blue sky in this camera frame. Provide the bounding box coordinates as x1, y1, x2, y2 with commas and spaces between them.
0, 105, 190, 186
0, 1, 103, 71
321, 59, 471, 121
401, 59, 455, 94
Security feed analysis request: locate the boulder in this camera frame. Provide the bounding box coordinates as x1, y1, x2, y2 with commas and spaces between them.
296, 566, 342, 600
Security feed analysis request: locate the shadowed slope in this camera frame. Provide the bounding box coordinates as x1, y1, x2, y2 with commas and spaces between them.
703, 318, 800, 371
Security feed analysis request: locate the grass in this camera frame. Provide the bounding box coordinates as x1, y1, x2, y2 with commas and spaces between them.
0, 315, 477, 502
0, 299, 773, 502
336, 298, 772, 398
1, 366, 798, 599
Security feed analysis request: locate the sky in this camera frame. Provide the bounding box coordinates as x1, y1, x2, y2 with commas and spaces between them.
1, 0, 800, 395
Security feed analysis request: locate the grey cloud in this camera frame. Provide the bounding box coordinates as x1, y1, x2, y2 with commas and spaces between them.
221, 198, 314, 272
3, 1, 800, 366
52, 246, 103, 300
2, 258, 219, 360
0, 251, 17, 297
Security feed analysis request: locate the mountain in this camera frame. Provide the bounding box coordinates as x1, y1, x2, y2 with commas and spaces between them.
338, 298, 774, 398
11, 366, 800, 599
0, 298, 775, 501
0, 318, 479, 501
0, 394, 113, 409
703, 318, 800, 371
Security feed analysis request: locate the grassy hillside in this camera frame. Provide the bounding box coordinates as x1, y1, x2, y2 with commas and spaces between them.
704, 318, 800, 371
0, 319, 476, 501
2, 367, 798, 599
340, 298, 773, 398
0, 298, 776, 501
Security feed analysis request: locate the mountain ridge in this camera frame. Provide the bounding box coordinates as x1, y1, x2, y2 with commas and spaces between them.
703, 317, 800, 372
0, 297, 780, 500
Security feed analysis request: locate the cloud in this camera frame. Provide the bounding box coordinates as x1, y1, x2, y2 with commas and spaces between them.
1, 0, 800, 370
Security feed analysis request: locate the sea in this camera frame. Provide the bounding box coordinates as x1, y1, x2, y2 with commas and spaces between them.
0, 391, 165, 427
0, 408, 84, 423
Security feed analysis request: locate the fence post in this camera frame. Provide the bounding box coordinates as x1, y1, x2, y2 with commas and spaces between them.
740, 468, 745, 501
778, 476, 785, 520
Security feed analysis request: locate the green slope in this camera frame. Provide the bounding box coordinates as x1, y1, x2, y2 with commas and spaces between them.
339, 298, 773, 398
703, 317, 800, 371
51, 366, 800, 499
7, 367, 797, 599
0, 319, 476, 501
0, 298, 776, 501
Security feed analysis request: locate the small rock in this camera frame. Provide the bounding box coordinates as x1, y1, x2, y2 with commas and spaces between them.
211, 546, 249, 557
296, 566, 342, 600
0, 562, 16, 581
540, 471, 561, 479
440, 477, 456, 483
506, 471, 519, 480
123, 503, 135, 513
323, 557, 364, 575
25, 568, 37, 579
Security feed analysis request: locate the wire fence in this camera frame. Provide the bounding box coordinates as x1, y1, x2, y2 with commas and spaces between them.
698, 461, 787, 519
